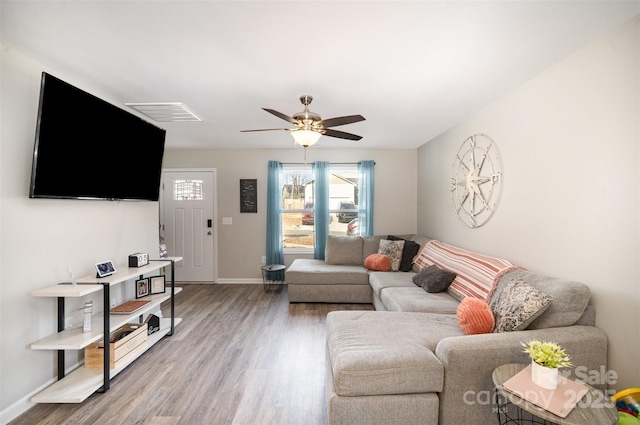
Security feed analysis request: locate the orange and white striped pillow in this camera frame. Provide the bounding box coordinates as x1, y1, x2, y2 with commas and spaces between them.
413, 240, 522, 302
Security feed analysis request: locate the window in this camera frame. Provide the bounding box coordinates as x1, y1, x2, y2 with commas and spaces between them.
281, 166, 314, 250
281, 165, 360, 251
174, 179, 203, 200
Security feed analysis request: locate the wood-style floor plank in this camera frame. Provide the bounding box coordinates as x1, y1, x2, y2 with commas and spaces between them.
11, 284, 373, 425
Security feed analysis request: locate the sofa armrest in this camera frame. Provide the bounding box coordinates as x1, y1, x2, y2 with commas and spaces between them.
435, 326, 608, 425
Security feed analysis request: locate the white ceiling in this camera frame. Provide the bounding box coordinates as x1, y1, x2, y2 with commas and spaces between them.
2, 1, 638, 150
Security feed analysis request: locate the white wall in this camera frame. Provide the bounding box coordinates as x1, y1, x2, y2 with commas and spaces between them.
162, 148, 418, 276
417, 16, 640, 390
1, 49, 163, 421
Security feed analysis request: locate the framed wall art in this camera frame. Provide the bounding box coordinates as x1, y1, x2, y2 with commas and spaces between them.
150, 275, 166, 294
240, 179, 257, 213
135, 278, 149, 298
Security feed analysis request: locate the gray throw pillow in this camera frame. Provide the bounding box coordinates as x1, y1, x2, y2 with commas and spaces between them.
490, 279, 553, 332
412, 265, 457, 293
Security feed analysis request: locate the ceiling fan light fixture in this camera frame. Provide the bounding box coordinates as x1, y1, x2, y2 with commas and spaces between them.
291, 129, 322, 147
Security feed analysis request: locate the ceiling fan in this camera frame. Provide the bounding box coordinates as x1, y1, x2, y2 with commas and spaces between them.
241, 95, 365, 147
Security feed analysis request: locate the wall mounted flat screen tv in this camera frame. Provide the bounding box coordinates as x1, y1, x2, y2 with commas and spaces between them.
29, 72, 166, 201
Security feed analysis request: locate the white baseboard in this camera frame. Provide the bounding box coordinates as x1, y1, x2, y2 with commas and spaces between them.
214, 278, 264, 284
1, 362, 81, 425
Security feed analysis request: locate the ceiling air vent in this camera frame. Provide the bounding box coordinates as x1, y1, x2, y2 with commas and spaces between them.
125, 102, 202, 122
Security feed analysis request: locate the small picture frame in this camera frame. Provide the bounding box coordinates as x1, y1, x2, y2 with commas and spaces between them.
135, 278, 150, 298
150, 275, 166, 294
95, 260, 116, 278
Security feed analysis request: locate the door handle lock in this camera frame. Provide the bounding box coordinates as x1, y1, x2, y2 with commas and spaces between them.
207, 231, 212, 235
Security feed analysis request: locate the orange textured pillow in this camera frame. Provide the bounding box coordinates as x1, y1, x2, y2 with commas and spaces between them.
456, 297, 495, 335
364, 254, 391, 271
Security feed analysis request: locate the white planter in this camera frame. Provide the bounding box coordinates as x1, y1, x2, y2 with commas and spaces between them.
531, 360, 558, 390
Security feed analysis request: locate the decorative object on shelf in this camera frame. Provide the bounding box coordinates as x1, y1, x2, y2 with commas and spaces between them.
450, 133, 502, 228
522, 340, 572, 390
135, 278, 150, 298
240, 179, 258, 213
128, 252, 149, 267
159, 243, 168, 258
85, 323, 148, 369
82, 301, 92, 333
66, 266, 77, 286
95, 260, 116, 278
110, 299, 150, 314
144, 314, 161, 335
150, 276, 166, 294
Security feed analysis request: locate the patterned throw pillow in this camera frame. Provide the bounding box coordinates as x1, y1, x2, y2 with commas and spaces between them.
378, 239, 405, 272
364, 254, 391, 271
387, 236, 421, 272
412, 265, 457, 293
457, 297, 495, 335
491, 279, 553, 333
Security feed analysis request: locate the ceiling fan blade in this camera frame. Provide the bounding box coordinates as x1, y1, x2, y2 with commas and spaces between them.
262, 108, 299, 125
319, 114, 365, 128
240, 128, 293, 133
323, 129, 362, 141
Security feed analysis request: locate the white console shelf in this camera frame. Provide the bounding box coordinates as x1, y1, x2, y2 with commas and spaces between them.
30, 257, 182, 404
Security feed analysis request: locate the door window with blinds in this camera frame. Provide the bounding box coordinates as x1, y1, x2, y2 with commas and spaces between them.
174, 179, 204, 200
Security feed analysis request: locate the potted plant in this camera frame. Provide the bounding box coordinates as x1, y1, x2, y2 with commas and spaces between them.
522, 340, 572, 390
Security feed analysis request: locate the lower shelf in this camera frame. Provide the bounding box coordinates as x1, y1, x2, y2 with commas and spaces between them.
31, 317, 181, 404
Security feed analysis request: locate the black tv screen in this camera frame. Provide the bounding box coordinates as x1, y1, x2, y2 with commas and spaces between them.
29, 72, 166, 201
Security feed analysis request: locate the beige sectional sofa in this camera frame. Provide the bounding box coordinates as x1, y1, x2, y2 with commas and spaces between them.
286, 235, 609, 425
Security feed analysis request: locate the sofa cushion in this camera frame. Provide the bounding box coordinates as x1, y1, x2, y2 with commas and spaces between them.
414, 240, 521, 302
456, 297, 495, 335
412, 265, 457, 293
378, 239, 405, 272
325, 235, 364, 265
326, 311, 461, 396
362, 235, 384, 259
380, 287, 460, 314
491, 279, 552, 332
369, 271, 416, 299
365, 254, 391, 271
495, 269, 591, 329
285, 259, 370, 285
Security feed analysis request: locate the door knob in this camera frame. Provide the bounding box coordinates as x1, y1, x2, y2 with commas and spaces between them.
207, 231, 212, 235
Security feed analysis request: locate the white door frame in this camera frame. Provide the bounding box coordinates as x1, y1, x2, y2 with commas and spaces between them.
160, 168, 218, 282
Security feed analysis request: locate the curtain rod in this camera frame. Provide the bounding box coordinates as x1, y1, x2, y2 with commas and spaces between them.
280, 162, 374, 165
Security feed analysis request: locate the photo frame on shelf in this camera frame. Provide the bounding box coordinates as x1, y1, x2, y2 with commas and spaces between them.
150, 275, 166, 294
135, 278, 149, 298
95, 260, 116, 278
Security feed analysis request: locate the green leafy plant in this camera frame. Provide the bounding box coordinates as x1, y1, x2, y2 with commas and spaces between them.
521, 340, 572, 368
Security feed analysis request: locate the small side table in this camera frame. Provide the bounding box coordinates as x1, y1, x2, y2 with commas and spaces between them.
492, 363, 617, 425
261, 264, 285, 294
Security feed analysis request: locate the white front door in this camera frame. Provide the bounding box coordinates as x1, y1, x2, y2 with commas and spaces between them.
160, 169, 216, 282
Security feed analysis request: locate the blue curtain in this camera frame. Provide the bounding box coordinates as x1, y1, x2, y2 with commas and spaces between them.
358, 160, 375, 236
313, 161, 330, 259
266, 160, 284, 265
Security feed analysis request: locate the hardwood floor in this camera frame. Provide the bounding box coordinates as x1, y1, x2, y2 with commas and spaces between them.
12, 284, 373, 425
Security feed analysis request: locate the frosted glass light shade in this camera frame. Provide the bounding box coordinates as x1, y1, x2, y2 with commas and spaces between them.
291, 129, 321, 147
